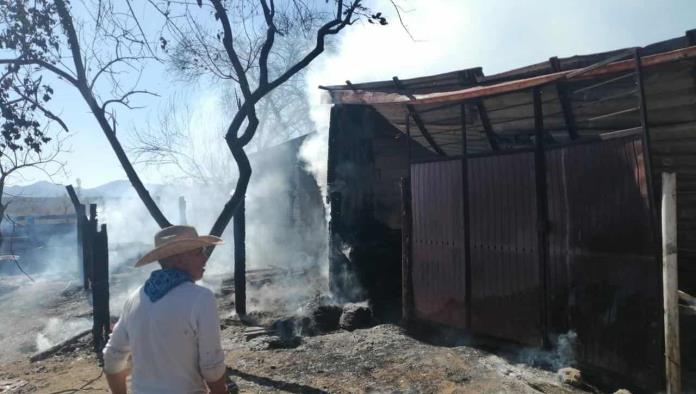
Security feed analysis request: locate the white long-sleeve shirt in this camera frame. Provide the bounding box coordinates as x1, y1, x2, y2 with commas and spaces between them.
103, 283, 226, 394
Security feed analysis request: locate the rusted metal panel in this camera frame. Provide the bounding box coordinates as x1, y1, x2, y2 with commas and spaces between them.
546, 136, 662, 390
329, 46, 696, 106
468, 152, 542, 346
410, 160, 466, 328
409, 134, 662, 388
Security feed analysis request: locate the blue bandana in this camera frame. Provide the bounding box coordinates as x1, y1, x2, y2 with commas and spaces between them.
144, 269, 192, 302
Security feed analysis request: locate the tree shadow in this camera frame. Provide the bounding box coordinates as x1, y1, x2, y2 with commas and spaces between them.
226, 367, 328, 394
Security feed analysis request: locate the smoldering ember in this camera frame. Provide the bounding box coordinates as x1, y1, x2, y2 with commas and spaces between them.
0, 2, 695, 394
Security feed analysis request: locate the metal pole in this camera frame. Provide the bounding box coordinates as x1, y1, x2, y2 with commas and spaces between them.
401, 177, 413, 324
461, 102, 473, 329
533, 87, 551, 348
662, 172, 680, 394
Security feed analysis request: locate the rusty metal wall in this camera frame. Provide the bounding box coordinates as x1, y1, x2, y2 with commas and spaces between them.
410, 160, 467, 328
409, 135, 662, 388
468, 152, 542, 346
546, 136, 662, 390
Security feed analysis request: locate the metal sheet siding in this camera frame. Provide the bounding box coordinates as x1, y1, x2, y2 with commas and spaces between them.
408, 136, 662, 389
410, 160, 467, 328
468, 152, 542, 345
546, 136, 662, 390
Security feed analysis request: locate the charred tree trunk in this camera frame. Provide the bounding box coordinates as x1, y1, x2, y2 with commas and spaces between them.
234, 198, 246, 316
210, 134, 254, 238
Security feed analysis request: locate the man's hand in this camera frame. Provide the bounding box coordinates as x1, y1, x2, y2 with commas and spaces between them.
105, 369, 129, 394
206, 373, 228, 394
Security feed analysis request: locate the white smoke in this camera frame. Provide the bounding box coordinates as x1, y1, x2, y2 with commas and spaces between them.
35, 317, 91, 353
300, 0, 696, 179
517, 330, 578, 370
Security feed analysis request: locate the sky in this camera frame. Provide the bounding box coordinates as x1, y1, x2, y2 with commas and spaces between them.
11, 0, 696, 188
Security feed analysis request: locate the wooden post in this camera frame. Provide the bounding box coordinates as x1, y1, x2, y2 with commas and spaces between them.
234, 198, 246, 316
78, 204, 87, 288
662, 172, 680, 394
80, 204, 89, 289
401, 177, 414, 324
83, 204, 97, 290
92, 223, 110, 363
66, 185, 87, 288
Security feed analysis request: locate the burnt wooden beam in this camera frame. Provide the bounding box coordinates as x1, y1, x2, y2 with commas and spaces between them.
392, 76, 416, 100
30, 329, 92, 362
475, 99, 500, 150
634, 48, 657, 215
565, 48, 635, 79
392, 76, 446, 156
687, 28, 696, 46
407, 105, 447, 156
634, 47, 663, 282
549, 57, 579, 140
65, 185, 82, 210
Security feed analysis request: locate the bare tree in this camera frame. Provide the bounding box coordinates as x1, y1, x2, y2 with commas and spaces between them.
140, 0, 388, 314
133, 98, 235, 188
0, 0, 172, 227
144, 0, 388, 232
133, 34, 316, 188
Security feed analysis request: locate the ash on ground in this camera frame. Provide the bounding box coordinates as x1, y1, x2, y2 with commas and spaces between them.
1, 269, 590, 393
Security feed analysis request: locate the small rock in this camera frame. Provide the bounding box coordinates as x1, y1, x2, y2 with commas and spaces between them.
339, 304, 373, 331
613, 390, 632, 394
557, 367, 582, 387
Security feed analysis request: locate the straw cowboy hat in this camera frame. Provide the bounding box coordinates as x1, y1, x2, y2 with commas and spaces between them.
135, 225, 224, 267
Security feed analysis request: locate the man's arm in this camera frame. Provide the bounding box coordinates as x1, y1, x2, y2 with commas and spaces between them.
195, 290, 227, 392
105, 369, 130, 394
103, 317, 131, 393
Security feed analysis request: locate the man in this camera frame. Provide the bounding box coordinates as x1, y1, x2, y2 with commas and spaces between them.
103, 225, 228, 394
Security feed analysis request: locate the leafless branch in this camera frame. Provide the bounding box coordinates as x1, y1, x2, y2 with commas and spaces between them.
101, 89, 159, 112
125, 0, 159, 58
389, 0, 416, 41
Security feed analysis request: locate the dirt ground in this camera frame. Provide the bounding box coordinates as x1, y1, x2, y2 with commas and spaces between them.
0, 321, 589, 394
0, 273, 594, 393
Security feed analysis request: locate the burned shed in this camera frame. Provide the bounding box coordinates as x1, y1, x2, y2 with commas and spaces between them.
325, 31, 696, 390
